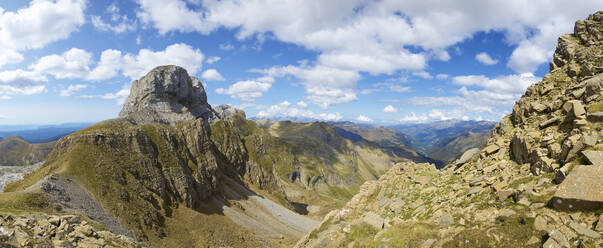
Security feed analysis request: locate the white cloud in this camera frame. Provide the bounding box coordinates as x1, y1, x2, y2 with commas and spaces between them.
400, 112, 428, 123
257, 101, 342, 121
216, 80, 271, 101
60, 84, 87, 97
136, 0, 215, 34
383, 105, 397, 113
0, 69, 48, 96
258, 64, 360, 108
101, 86, 130, 104
201, 69, 224, 81
0, 0, 85, 69
90, 43, 205, 80
412, 71, 433, 79
428, 109, 452, 121
0, 96, 11, 100
121, 43, 205, 79
29, 48, 92, 79
409, 73, 540, 117
452, 73, 539, 94
436, 73, 449, 80
0, 0, 86, 50
355, 115, 372, 122
91, 3, 136, 33
389, 85, 411, 93
219, 43, 234, 51
136, 35, 141, 45
88, 49, 123, 81
475, 52, 498, 65
135, 0, 603, 78
296, 101, 308, 108
206, 56, 221, 64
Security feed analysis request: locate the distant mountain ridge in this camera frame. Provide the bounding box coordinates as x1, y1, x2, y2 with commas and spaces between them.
0, 123, 91, 143
390, 119, 496, 163
0, 135, 54, 166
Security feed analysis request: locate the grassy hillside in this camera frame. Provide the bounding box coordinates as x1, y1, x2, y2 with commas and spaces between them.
0, 135, 54, 166
329, 122, 440, 166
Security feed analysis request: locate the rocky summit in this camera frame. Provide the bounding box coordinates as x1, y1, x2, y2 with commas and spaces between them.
119, 65, 217, 125
296, 12, 603, 248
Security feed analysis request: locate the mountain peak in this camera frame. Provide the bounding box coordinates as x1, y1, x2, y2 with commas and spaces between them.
119, 65, 216, 125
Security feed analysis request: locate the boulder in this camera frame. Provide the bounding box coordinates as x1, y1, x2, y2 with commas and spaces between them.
453, 148, 479, 167
569, 222, 601, 239
510, 133, 530, 164
531, 102, 547, 113
581, 150, 603, 165
539, 116, 560, 129
552, 165, 603, 211
563, 100, 586, 122
483, 144, 500, 156
587, 112, 603, 122
119, 65, 217, 125
362, 212, 384, 229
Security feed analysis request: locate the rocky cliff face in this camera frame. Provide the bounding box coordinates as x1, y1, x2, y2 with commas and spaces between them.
119, 65, 217, 125
297, 12, 603, 248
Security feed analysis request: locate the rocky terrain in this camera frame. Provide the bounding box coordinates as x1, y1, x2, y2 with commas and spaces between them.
296, 12, 603, 248
0, 65, 420, 247
0, 162, 43, 191
0, 213, 139, 247
0, 135, 53, 167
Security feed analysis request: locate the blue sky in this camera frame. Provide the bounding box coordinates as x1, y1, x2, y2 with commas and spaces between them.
0, 0, 601, 125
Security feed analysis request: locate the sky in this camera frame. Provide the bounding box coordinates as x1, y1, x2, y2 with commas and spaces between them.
0, 0, 601, 125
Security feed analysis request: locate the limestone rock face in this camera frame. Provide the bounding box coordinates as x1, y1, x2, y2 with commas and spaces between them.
119, 65, 216, 125
213, 104, 245, 121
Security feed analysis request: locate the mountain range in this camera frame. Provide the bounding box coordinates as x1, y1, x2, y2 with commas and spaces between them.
0, 11, 601, 248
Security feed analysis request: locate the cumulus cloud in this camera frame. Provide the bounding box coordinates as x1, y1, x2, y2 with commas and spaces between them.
0, 0, 85, 68
383, 105, 397, 113
60, 84, 87, 96
410, 73, 540, 117
136, 0, 214, 34
216, 80, 271, 101
257, 64, 360, 108
452, 73, 539, 94
29, 48, 92, 79
0, 69, 48, 96
257, 101, 342, 121
89, 43, 205, 80
475, 52, 498, 65
201, 69, 224, 81
136, 0, 603, 78
355, 115, 373, 122
296, 101, 308, 107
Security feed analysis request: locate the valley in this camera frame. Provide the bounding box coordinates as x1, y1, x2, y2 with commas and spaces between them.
0, 5, 600, 248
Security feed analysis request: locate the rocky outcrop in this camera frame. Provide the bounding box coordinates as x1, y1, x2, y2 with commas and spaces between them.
119, 65, 217, 125
0, 213, 140, 247
296, 11, 603, 248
